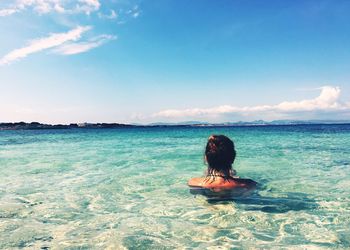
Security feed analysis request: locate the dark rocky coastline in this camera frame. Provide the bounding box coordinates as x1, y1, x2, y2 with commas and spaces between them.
0, 122, 135, 130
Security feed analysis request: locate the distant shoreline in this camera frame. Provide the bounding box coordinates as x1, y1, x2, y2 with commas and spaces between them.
1, 121, 350, 130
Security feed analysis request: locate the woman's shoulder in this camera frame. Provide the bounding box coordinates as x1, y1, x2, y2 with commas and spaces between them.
231, 178, 257, 188
188, 177, 205, 187
188, 177, 257, 198
188, 176, 257, 189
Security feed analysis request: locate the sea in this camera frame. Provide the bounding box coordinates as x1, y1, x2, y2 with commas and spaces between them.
0, 124, 349, 249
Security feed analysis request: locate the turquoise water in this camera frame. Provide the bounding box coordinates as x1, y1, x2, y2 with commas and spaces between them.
0, 125, 349, 249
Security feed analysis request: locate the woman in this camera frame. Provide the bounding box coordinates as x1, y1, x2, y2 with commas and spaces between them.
188, 135, 256, 198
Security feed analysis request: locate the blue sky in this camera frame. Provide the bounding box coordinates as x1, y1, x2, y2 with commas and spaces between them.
1, 0, 350, 124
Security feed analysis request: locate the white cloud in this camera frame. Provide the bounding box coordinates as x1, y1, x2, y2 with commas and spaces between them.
126, 5, 140, 18
54, 3, 65, 13
0, 0, 101, 16
76, 0, 100, 15
109, 9, 117, 19
0, 26, 91, 65
98, 9, 117, 19
53, 34, 116, 55
153, 86, 350, 120
80, 0, 100, 9
0, 8, 19, 16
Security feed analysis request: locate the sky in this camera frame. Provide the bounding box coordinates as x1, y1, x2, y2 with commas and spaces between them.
1, 0, 350, 124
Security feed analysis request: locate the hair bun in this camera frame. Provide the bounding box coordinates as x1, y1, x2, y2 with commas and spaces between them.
205, 135, 236, 172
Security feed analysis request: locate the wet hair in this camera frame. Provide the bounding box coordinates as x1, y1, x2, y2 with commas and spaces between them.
205, 135, 236, 178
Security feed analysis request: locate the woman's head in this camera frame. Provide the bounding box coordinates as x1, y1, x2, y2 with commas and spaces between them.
205, 135, 236, 176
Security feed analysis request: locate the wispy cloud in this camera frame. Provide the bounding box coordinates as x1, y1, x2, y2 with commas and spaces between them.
0, 25, 118, 65
0, 0, 101, 16
0, 8, 19, 17
75, 0, 100, 15
153, 86, 350, 120
98, 9, 118, 19
0, 26, 91, 65
53, 34, 117, 55
127, 5, 140, 18
0, 0, 143, 20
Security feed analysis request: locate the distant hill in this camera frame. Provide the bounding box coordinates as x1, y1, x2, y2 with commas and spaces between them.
1, 120, 350, 130
148, 121, 210, 126
148, 120, 350, 127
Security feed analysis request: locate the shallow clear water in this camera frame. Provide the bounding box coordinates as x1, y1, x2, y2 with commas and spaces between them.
0, 125, 349, 249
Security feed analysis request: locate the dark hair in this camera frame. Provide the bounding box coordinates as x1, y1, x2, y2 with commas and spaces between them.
205, 135, 236, 178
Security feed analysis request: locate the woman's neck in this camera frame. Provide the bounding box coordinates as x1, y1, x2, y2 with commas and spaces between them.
206, 168, 235, 177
